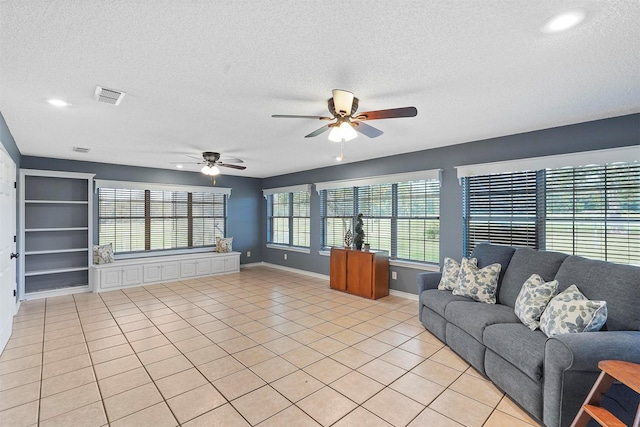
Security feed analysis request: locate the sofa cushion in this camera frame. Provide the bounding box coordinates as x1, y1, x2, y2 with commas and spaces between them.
453, 259, 502, 303
483, 323, 547, 382
554, 256, 640, 331
470, 243, 515, 285
499, 247, 568, 308
421, 289, 473, 318
444, 301, 519, 342
514, 274, 559, 331
539, 285, 608, 337
438, 257, 476, 291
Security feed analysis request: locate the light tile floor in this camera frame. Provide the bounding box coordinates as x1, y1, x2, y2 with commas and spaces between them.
0, 266, 543, 426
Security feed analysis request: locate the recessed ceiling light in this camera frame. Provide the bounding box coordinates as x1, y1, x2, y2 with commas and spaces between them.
176, 164, 183, 169
46, 98, 71, 107
541, 9, 586, 33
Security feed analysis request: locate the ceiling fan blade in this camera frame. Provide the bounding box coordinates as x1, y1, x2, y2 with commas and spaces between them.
354, 122, 384, 138
220, 158, 244, 164
170, 161, 202, 165
272, 114, 332, 120
355, 106, 417, 120
217, 163, 247, 170
305, 124, 331, 138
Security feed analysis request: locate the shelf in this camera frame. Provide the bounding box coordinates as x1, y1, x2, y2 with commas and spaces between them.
25, 200, 88, 204
25, 248, 89, 256
25, 227, 89, 232
25, 266, 89, 277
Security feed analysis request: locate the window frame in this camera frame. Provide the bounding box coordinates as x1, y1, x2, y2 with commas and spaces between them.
265, 188, 311, 249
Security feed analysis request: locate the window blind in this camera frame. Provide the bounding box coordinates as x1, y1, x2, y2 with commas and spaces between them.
396, 180, 440, 262
463, 171, 539, 255
321, 187, 355, 248
98, 187, 226, 254
266, 190, 310, 248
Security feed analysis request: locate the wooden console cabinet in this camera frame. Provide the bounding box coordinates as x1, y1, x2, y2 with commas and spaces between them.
330, 248, 389, 299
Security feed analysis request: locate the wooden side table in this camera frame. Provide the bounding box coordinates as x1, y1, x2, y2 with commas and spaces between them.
570, 360, 640, 427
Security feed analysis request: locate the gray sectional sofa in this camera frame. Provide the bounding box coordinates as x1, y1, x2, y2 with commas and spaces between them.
417, 243, 640, 427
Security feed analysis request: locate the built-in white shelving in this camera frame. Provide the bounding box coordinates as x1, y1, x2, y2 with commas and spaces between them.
19, 169, 95, 299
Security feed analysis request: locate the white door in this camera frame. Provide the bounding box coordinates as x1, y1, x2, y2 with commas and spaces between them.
0, 146, 17, 353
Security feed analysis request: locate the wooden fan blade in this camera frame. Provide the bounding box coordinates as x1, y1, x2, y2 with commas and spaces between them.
272, 114, 333, 120
355, 106, 417, 120
170, 161, 202, 165
305, 124, 331, 138
217, 163, 246, 170
220, 158, 244, 164
354, 122, 384, 138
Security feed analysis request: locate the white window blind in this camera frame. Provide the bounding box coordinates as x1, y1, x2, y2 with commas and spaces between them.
266, 189, 310, 248
98, 187, 226, 254
463, 162, 639, 264
320, 176, 440, 263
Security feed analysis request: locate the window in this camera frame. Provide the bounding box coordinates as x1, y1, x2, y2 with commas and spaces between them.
266, 189, 310, 248
319, 174, 440, 263
98, 185, 227, 254
463, 162, 639, 264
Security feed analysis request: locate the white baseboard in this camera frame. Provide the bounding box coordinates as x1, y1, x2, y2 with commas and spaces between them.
244, 262, 418, 301
22, 285, 91, 301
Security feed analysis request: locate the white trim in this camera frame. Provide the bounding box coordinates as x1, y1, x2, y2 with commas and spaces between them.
455, 146, 640, 180
262, 184, 311, 197
389, 260, 440, 271
265, 244, 311, 254
253, 262, 330, 280
315, 169, 441, 192
22, 285, 91, 301
94, 179, 232, 196
20, 169, 95, 180
389, 289, 419, 301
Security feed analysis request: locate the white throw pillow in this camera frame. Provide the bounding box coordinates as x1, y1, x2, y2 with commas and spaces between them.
438, 257, 477, 291
539, 285, 607, 338
452, 257, 502, 304
93, 243, 114, 265
514, 274, 559, 331
216, 237, 233, 253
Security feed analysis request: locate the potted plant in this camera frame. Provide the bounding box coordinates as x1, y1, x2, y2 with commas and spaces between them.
363, 242, 370, 251
354, 213, 365, 250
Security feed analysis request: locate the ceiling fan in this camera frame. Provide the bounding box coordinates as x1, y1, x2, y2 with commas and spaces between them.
272, 89, 417, 141
173, 151, 246, 176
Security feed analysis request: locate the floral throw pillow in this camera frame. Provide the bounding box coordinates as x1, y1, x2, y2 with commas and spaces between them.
438, 257, 477, 291
216, 237, 233, 253
93, 243, 114, 265
539, 284, 607, 338
514, 274, 559, 331
452, 257, 502, 304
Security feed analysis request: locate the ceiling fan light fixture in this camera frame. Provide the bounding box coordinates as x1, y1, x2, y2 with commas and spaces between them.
201, 164, 220, 176
328, 121, 358, 142
332, 89, 354, 115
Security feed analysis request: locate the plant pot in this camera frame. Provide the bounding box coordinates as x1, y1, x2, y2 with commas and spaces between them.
363, 244, 370, 251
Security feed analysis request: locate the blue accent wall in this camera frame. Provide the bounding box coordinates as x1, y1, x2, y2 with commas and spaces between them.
20, 156, 263, 265
0, 112, 21, 165
8, 113, 640, 295
262, 113, 640, 294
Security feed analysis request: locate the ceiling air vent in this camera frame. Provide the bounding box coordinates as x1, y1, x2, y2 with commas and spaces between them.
72, 146, 90, 154
94, 86, 125, 105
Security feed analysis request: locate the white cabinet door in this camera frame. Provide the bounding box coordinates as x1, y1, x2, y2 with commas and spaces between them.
180, 260, 197, 278
211, 258, 225, 274
143, 263, 163, 283
195, 258, 212, 276
162, 262, 179, 281
224, 256, 239, 272
101, 268, 123, 289
122, 266, 143, 286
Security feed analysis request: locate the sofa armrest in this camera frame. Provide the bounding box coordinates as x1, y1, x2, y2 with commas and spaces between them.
545, 331, 640, 372
543, 331, 640, 427
417, 271, 442, 294
416, 272, 442, 318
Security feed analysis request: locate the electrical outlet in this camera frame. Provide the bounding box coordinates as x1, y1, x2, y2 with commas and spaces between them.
247, 251, 251, 257
284, 253, 288, 260
391, 271, 397, 280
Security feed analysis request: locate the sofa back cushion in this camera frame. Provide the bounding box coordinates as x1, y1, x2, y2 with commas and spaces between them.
499, 248, 568, 307
554, 256, 640, 331
470, 243, 515, 286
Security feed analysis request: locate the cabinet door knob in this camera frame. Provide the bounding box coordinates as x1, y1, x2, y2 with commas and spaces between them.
10, 252, 19, 259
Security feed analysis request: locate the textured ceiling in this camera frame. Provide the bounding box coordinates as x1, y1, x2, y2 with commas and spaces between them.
1, 1, 639, 178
